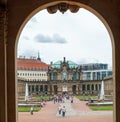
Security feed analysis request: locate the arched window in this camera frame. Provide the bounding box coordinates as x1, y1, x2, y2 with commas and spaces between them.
87, 84, 90, 90
91, 84, 94, 90
62, 71, 67, 80
95, 84, 98, 90
82, 84, 86, 91
32, 85, 34, 92
53, 72, 58, 80
54, 85, 58, 94
72, 72, 77, 80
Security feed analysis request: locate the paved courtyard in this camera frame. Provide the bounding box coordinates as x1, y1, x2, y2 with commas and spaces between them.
18, 97, 113, 122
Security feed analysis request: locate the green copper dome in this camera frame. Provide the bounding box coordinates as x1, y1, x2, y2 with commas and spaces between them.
51, 61, 61, 68
51, 60, 78, 69
67, 60, 78, 68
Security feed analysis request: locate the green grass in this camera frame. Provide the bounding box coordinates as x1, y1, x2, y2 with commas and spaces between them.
89, 106, 113, 111
31, 95, 53, 101
76, 95, 98, 99
18, 107, 41, 112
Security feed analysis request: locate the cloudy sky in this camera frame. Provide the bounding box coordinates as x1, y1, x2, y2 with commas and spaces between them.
17, 8, 112, 66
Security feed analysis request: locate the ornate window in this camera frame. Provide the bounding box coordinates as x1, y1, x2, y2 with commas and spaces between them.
53, 72, 58, 80
62, 71, 67, 80
72, 72, 76, 80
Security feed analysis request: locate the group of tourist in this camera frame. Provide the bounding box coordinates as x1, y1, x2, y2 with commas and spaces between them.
30, 93, 73, 117
53, 94, 74, 104
54, 93, 74, 117
58, 105, 66, 117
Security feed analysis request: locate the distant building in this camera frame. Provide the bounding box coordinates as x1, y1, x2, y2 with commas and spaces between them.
17, 56, 49, 82
79, 63, 108, 71
17, 55, 49, 98
47, 57, 81, 94
79, 63, 112, 80
17, 56, 113, 98
104, 75, 113, 97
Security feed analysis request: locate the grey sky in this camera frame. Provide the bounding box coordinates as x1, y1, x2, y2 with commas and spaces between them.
34, 33, 67, 43
17, 8, 112, 66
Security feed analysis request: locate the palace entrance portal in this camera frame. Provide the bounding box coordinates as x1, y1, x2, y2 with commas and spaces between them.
62, 84, 68, 92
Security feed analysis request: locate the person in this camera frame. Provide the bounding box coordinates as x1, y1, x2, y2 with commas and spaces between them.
53, 97, 56, 104
71, 97, 73, 103
58, 105, 62, 115
30, 106, 34, 115
62, 106, 66, 117
71, 96, 73, 103
53, 95, 56, 104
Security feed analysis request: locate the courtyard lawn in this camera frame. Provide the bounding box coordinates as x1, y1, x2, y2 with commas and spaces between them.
89, 106, 113, 111
18, 107, 41, 112
31, 95, 53, 101
76, 95, 98, 100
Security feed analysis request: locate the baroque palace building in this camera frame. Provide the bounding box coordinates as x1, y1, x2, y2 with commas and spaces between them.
17, 56, 113, 98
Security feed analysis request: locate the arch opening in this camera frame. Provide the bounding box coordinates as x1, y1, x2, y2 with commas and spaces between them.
16, 1, 114, 122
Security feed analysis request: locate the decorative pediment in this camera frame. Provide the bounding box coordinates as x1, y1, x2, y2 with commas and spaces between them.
47, 3, 80, 14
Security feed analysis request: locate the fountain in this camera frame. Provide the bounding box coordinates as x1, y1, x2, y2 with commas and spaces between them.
25, 83, 29, 101
87, 80, 113, 106
18, 83, 42, 107
99, 80, 104, 100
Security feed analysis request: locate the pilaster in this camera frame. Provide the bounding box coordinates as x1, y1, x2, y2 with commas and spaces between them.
0, 6, 7, 122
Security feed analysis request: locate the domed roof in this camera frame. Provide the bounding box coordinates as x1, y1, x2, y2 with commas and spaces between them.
67, 60, 78, 68
51, 61, 61, 68
51, 60, 78, 69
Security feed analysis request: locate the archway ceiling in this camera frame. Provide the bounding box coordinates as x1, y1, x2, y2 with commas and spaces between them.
0, 0, 7, 5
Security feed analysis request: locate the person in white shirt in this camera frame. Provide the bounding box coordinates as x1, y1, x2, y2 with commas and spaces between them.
62, 106, 66, 117
58, 105, 62, 114
30, 106, 34, 115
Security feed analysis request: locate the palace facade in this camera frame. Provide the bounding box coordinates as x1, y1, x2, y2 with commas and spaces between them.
17, 56, 113, 98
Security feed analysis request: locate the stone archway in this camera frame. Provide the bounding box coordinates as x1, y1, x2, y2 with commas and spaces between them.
1, 1, 120, 122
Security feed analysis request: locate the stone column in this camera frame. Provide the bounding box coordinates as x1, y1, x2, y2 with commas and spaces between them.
52, 85, 54, 95
76, 84, 79, 94
6, 6, 19, 121
79, 84, 81, 95
51, 73, 53, 80
30, 85, 32, 95
34, 85, 36, 93
58, 73, 60, 80
68, 72, 70, 80
0, 7, 7, 122
94, 84, 96, 91
57, 84, 61, 94
47, 84, 50, 95
114, 18, 120, 122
